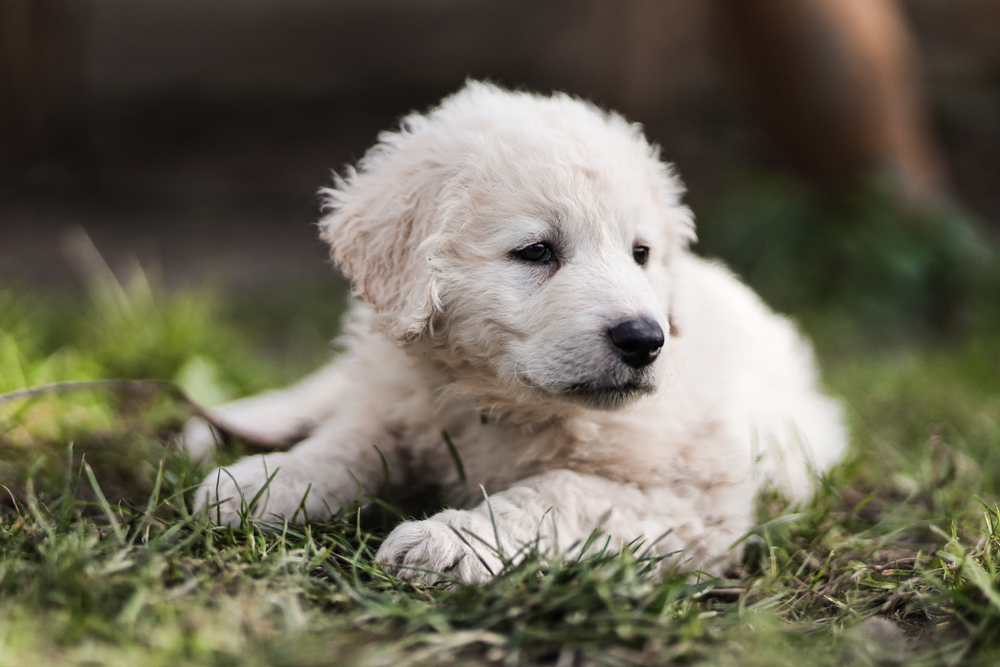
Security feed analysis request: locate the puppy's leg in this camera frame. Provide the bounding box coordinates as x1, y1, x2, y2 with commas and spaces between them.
376, 469, 753, 584
182, 363, 348, 460
194, 409, 404, 526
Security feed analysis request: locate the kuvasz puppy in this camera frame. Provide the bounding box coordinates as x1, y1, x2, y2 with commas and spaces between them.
188, 82, 847, 581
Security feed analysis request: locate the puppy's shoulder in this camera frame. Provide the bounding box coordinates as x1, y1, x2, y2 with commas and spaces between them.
334, 302, 448, 395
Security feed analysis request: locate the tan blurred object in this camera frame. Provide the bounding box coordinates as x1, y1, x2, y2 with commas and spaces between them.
718, 0, 947, 198
0, 0, 78, 175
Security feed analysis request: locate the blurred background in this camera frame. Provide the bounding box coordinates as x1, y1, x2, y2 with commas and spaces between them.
4, 5, 1000, 660
1, 0, 998, 325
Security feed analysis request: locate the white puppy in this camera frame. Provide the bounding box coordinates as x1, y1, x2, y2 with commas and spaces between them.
189, 82, 847, 581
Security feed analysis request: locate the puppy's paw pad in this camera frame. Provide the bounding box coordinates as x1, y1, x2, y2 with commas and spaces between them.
194, 457, 295, 525
375, 515, 503, 585
194, 467, 264, 527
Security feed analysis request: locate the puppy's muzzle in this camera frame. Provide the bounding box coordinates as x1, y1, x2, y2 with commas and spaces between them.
608, 318, 664, 369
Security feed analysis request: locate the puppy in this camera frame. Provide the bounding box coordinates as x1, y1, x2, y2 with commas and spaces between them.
189, 82, 847, 581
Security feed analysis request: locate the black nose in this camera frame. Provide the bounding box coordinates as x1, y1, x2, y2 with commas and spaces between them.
607, 318, 664, 369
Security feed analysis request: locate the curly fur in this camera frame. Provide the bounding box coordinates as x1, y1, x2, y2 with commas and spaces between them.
188, 82, 847, 580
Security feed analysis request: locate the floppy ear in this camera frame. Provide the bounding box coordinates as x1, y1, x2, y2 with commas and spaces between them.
318, 138, 447, 346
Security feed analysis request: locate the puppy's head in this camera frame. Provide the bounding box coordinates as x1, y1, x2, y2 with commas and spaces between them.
320, 82, 694, 410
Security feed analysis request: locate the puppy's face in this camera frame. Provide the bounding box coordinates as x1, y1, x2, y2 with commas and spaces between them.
321, 84, 693, 411
429, 124, 686, 411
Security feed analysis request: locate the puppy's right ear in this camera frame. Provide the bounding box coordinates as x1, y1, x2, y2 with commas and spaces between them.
318, 138, 447, 346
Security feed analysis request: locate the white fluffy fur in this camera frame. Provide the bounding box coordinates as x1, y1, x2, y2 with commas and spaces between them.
189, 82, 847, 581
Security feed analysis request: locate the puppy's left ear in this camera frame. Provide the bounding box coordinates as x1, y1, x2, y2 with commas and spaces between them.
318, 144, 447, 346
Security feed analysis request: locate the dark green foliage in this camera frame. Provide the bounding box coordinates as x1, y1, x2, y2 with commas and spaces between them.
695, 175, 999, 338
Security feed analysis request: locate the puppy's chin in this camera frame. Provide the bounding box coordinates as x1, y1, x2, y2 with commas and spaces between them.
557, 379, 657, 411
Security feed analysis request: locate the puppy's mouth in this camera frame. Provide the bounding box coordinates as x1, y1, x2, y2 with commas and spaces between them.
560, 378, 656, 410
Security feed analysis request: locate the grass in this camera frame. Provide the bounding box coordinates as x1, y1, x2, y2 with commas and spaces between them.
3, 185, 1000, 665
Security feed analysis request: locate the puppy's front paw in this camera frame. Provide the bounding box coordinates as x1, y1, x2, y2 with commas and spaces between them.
194, 454, 340, 526
375, 510, 505, 585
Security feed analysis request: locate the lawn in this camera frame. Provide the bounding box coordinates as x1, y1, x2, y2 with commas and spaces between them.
2, 182, 1000, 666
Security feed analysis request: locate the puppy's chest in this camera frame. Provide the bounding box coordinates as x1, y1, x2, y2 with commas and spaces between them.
406, 407, 737, 507
405, 415, 559, 505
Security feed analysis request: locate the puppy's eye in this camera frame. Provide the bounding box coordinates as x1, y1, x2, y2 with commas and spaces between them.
514, 242, 553, 263
633, 245, 650, 266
